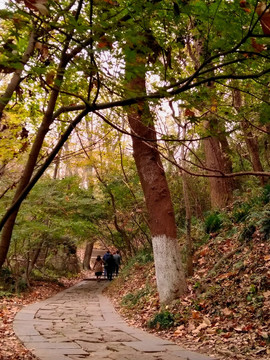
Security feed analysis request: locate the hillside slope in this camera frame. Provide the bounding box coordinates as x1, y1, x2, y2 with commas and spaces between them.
106, 229, 270, 360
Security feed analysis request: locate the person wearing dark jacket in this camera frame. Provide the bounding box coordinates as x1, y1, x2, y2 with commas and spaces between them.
113, 250, 121, 276
102, 250, 111, 278
106, 254, 115, 281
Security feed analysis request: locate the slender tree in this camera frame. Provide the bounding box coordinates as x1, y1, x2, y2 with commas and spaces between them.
233, 87, 267, 186
83, 242, 94, 270
0, 0, 89, 267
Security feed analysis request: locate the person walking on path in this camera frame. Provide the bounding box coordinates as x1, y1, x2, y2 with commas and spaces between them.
106, 253, 115, 281
93, 255, 103, 282
113, 250, 121, 276
102, 250, 111, 278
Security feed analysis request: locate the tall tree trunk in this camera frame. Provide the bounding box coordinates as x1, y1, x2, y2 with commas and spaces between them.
53, 153, 61, 179
23, 240, 43, 286
64, 141, 73, 177
126, 58, 187, 303
83, 242, 94, 270
241, 120, 266, 186
180, 126, 193, 276
218, 131, 235, 191
204, 120, 233, 209
233, 88, 266, 186
187, 23, 233, 208
0, 53, 70, 268
182, 172, 193, 276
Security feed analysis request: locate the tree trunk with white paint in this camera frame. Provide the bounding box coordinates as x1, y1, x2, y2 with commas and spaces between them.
126, 58, 187, 303
152, 235, 187, 303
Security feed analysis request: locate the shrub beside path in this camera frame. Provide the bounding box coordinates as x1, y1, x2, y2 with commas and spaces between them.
13, 280, 217, 360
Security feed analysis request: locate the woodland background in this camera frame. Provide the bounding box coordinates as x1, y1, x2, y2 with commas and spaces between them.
0, 0, 270, 359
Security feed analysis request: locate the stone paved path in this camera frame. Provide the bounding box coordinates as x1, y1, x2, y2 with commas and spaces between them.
13, 280, 217, 360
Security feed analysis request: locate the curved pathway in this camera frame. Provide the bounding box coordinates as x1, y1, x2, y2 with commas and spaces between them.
13, 280, 216, 360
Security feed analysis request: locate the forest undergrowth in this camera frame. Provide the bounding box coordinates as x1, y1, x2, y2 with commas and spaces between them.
106, 222, 270, 360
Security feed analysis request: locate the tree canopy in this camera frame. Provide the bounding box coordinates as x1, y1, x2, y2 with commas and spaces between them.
0, 0, 270, 301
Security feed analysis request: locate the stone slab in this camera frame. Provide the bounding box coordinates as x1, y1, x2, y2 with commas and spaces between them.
32, 348, 88, 359
15, 334, 46, 343
14, 312, 35, 321
171, 349, 216, 360
33, 347, 88, 355
13, 322, 39, 336
122, 341, 167, 353
23, 341, 82, 349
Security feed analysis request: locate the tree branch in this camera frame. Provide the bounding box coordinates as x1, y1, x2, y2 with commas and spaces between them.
0, 31, 36, 120
0, 108, 89, 232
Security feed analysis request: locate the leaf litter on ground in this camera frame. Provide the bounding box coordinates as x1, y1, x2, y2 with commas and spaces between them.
106, 232, 270, 360
0, 274, 85, 360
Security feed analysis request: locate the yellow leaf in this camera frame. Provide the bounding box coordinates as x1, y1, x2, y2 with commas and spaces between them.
210, 98, 217, 112
46, 70, 55, 85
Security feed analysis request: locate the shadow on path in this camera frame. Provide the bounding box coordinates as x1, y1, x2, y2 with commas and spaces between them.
13, 280, 217, 360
